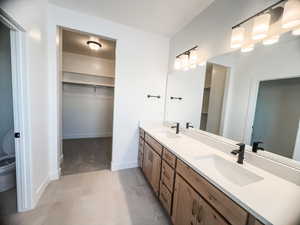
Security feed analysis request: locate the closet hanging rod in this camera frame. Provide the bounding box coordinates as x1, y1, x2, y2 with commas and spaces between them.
62, 80, 114, 88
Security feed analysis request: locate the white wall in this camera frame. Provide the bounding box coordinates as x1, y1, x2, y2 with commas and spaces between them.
1, 0, 49, 207
48, 4, 169, 174
62, 52, 115, 77
62, 84, 114, 139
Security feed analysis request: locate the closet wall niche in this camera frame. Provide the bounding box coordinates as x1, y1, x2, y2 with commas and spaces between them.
61, 29, 116, 140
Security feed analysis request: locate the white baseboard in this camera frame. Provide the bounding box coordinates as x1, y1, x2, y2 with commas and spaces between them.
111, 161, 138, 171
33, 177, 50, 208
63, 132, 112, 139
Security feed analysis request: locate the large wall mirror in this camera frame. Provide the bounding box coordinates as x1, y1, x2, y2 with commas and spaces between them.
165, 33, 300, 167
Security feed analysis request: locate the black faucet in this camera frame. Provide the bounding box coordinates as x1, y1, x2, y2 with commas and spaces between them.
186, 122, 194, 129
252, 141, 264, 153
231, 143, 245, 164
171, 122, 180, 134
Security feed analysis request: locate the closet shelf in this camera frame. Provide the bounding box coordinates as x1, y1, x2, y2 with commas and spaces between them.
62, 80, 114, 88
62, 70, 115, 79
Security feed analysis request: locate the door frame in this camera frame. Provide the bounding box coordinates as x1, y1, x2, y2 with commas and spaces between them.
0, 10, 33, 212
244, 74, 300, 145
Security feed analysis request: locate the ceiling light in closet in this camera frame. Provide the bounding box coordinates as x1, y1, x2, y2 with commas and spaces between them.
252, 14, 271, 40
87, 40, 102, 50
282, 0, 300, 29
230, 27, 245, 48
263, 35, 280, 45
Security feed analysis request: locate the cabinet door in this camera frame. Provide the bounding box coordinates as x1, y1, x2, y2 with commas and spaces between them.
172, 175, 229, 225
172, 175, 199, 225
143, 144, 161, 195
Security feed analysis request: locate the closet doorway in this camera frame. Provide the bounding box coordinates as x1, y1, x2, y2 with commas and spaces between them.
60, 28, 115, 176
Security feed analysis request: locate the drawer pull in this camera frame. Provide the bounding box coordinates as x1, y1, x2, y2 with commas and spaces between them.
196, 206, 203, 223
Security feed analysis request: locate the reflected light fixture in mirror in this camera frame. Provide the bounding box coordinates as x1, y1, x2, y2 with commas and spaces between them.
263, 35, 280, 45
189, 49, 198, 69
241, 43, 255, 53
282, 0, 300, 29
230, 27, 245, 48
252, 14, 271, 40
174, 57, 182, 70
180, 54, 189, 71
292, 26, 300, 35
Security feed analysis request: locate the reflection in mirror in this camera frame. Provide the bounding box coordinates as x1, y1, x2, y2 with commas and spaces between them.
165, 34, 300, 164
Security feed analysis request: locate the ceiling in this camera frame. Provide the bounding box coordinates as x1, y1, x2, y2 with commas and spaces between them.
50, 0, 214, 36
62, 29, 116, 60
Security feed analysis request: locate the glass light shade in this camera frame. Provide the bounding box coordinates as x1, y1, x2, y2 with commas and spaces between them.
241, 43, 255, 53
230, 27, 245, 48
189, 49, 198, 69
282, 0, 300, 29
252, 14, 271, 40
180, 54, 189, 71
292, 26, 300, 35
174, 57, 181, 70
263, 35, 280, 45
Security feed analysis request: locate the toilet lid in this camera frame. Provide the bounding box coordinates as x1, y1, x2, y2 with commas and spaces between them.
2, 129, 15, 156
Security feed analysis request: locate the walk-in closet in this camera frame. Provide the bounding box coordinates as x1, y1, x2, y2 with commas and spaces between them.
60, 29, 115, 175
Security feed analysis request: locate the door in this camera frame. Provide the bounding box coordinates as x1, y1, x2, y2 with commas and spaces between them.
172, 175, 229, 225
143, 144, 161, 195
251, 78, 300, 159
0, 20, 17, 215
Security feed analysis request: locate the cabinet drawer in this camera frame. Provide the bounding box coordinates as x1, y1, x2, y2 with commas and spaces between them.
159, 182, 172, 215
145, 133, 163, 155
139, 128, 145, 139
161, 161, 175, 192
139, 137, 144, 150
163, 148, 176, 168
176, 159, 248, 225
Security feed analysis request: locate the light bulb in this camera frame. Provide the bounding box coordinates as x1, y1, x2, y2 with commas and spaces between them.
174, 57, 181, 70
263, 35, 280, 45
230, 27, 245, 48
252, 14, 271, 40
189, 49, 198, 69
292, 27, 300, 35
282, 0, 300, 29
180, 54, 189, 71
241, 43, 254, 53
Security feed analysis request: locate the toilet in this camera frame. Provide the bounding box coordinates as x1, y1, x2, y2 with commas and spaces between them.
0, 129, 16, 192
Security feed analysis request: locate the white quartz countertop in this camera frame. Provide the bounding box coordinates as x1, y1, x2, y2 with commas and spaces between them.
140, 123, 300, 225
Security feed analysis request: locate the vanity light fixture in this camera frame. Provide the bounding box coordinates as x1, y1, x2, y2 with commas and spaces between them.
252, 14, 271, 40
241, 43, 255, 53
292, 26, 300, 35
230, 0, 300, 51
263, 35, 280, 45
189, 49, 198, 69
282, 0, 300, 29
87, 40, 102, 50
174, 57, 182, 70
230, 27, 245, 48
180, 54, 190, 71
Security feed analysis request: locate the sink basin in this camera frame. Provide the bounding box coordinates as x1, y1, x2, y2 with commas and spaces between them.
156, 131, 181, 139
194, 155, 263, 187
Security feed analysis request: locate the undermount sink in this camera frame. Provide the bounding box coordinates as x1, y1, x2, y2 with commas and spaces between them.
156, 130, 181, 139
194, 155, 263, 187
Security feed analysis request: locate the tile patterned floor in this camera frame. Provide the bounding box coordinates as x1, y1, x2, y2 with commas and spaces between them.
2, 169, 171, 225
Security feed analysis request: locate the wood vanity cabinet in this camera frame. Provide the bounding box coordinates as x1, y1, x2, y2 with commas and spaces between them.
172, 175, 229, 225
142, 143, 161, 196
139, 129, 265, 225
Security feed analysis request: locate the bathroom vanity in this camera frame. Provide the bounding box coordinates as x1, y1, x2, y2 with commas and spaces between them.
138, 124, 300, 225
